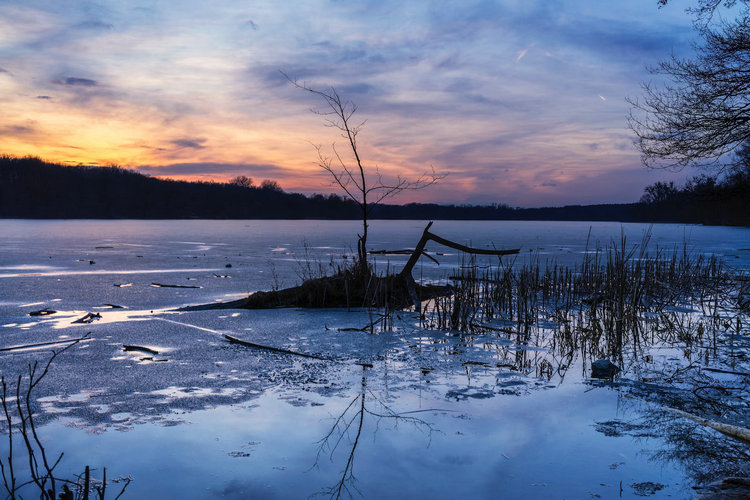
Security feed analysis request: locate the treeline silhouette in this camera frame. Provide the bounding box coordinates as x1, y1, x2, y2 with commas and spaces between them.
0, 155, 747, 225
636, 171, 750, 226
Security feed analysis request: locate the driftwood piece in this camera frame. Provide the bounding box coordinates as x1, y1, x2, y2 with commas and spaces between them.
123, 345, 159, 355
0, 336, 91, 353
224, 334, 326, 360
28, 309, 57, 316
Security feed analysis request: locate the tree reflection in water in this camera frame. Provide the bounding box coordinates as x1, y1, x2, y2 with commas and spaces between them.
594, 370, 750, 492
313, 364, 438, 500
618, 365, 750, 487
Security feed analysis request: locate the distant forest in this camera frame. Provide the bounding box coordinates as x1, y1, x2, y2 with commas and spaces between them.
1, 155, 748, 225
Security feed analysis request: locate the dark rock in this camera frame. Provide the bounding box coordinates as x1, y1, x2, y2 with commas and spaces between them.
591, 359, 620, 379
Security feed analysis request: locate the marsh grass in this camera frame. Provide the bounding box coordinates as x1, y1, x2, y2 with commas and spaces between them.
424, 232, 746, 380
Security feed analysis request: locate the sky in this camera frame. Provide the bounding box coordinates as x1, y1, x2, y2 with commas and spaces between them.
0, 1, 701, 207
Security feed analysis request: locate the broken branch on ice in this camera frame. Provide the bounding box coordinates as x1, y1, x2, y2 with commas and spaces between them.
224, 334, 326, 360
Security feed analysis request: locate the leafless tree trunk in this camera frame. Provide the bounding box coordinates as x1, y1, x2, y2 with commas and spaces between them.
283, 72, 442, 274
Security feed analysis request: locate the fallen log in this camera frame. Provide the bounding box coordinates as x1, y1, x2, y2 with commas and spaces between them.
224, 334, 326, 360
666, 407, 750, 444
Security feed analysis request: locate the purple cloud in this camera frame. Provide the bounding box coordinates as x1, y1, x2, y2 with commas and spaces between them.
54, 77, 99, 87
171, 138, 207, 149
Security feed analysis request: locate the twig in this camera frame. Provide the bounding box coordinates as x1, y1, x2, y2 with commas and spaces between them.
0, 336, 92, 353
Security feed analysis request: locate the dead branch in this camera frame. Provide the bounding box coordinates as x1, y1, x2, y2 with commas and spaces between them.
400, 222, 520, 278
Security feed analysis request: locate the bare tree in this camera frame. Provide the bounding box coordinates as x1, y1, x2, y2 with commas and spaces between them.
229, 175, 254, 188
658, 0, 749, 23
259, 179, 283, 192
283, 73, 442, 274
629, 1, 750, 171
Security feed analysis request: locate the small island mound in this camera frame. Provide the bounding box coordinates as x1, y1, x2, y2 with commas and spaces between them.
181, 221, 519, 311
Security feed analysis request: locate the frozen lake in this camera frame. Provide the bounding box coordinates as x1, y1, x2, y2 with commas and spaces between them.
1, 219, 749, 499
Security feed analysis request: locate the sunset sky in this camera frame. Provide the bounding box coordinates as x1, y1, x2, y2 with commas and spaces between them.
1, 1, 700, 206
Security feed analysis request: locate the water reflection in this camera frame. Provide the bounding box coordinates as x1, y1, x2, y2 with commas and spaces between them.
0, 341, 132, 499
594, 391, 750, 492
314, 364, 438, 499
